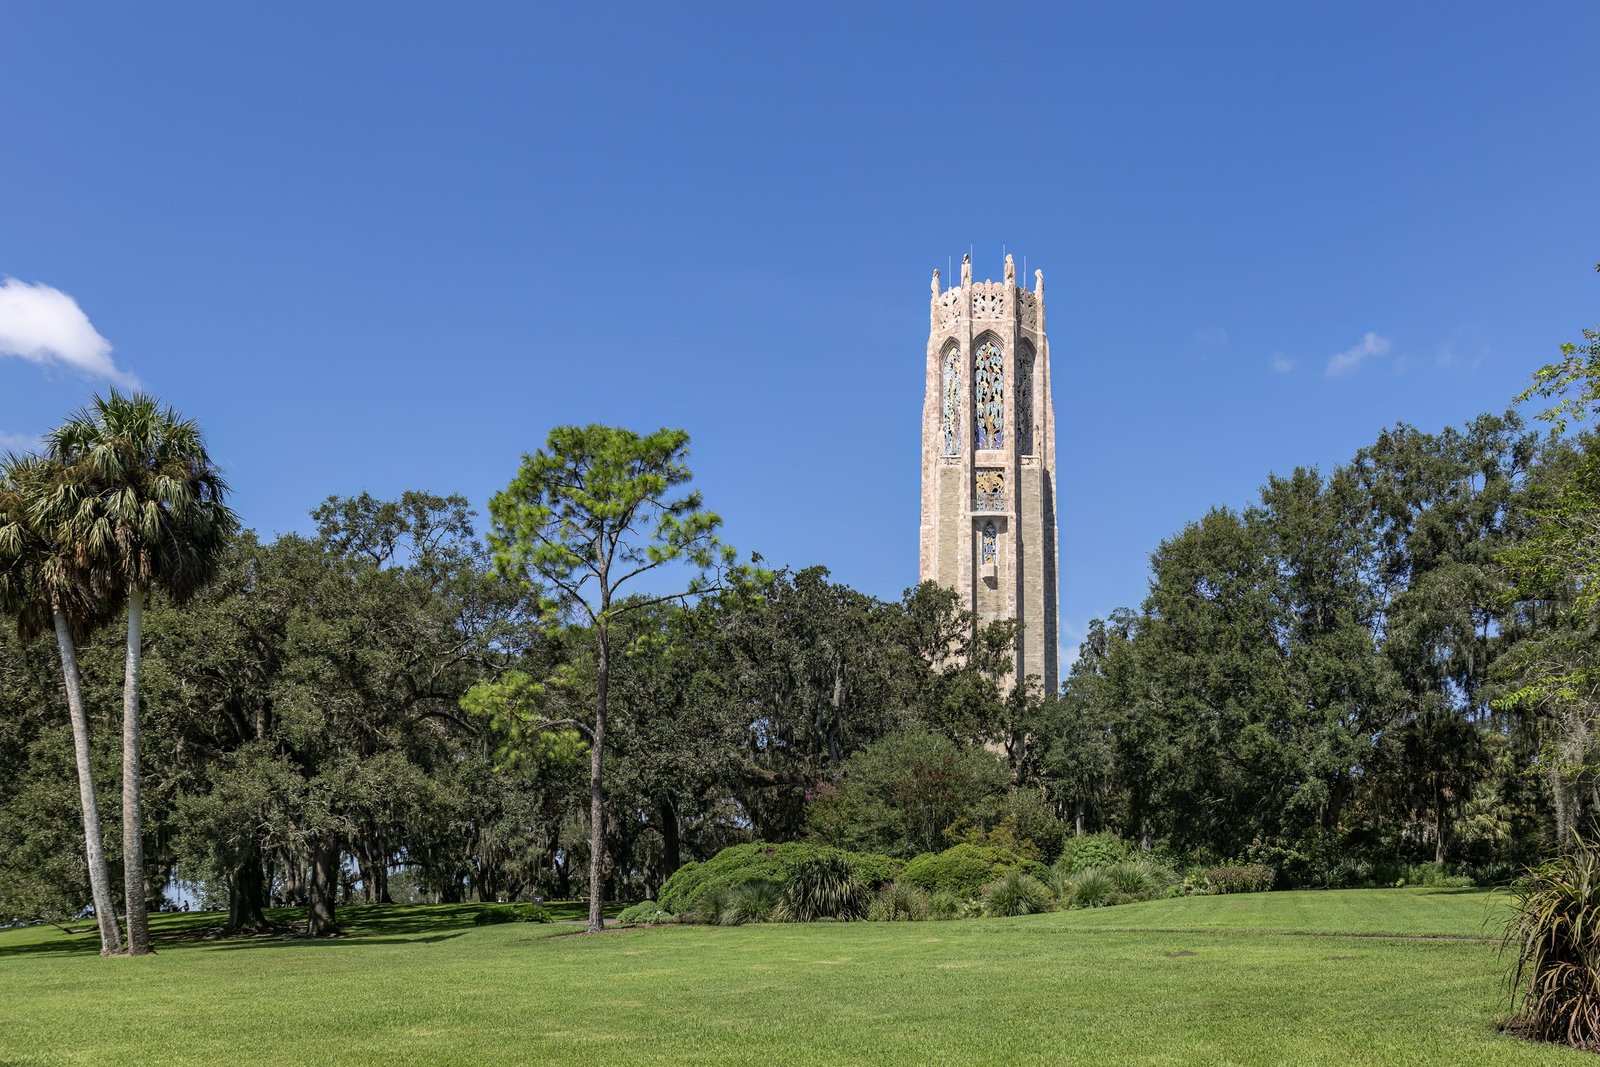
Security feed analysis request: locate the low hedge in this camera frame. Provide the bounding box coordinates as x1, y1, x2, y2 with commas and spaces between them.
899, 844, 1047, 899
473, 903, 553, 925
616, 900, 676, 925
659, 843, 901, 916
1206, 863, 1276, 894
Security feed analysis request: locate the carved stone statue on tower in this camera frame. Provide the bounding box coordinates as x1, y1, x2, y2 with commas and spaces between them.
919, 254, 1059, 693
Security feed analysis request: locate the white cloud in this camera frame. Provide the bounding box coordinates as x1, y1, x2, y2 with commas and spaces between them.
1325, 331, 1391, 378
0, 431, 40, 455
0, 278, 137, 388
1270, 354, 1297, 374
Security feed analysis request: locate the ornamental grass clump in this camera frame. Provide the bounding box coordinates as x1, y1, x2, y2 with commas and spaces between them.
1504, 844, 1600, 1051
926, 891, 968, 921
1061, 866, 1118, 909
867, 882, 931, 922
720, 882, 782, 925
776, 855, 868, 922
1109, 859, 1156, 898
982, 871, 1054, 917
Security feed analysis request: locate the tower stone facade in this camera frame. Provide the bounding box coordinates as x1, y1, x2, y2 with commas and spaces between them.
919, 253, 1059, 692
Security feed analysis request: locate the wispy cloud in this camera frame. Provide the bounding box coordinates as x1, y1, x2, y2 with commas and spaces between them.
1325, 331, 1391, 378
0, 430, 40, 455
0, 278, 137, 388
1270, 354, 1297, 374
1192, 326, 1230, 347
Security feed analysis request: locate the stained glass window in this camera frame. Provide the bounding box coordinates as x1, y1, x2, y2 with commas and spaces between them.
981, 521, 997, 566
975, 469, 1004, 511
940, 345, 960, 456
974, 340, 1004, 449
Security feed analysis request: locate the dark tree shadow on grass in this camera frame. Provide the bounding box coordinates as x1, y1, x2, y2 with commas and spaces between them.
0, 905, 492, 960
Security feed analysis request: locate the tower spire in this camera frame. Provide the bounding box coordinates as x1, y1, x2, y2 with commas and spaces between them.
918, 254, 1060, 693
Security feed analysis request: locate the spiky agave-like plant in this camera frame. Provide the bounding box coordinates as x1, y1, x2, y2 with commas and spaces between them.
982, 870, 1054, 917
1064, 866, 1118, 909
776, 855, 867, 922
1504, 841, 1600, 1051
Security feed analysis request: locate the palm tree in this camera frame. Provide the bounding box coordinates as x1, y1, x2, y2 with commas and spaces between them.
0, 453, 123, 955
44, 393, 236, 956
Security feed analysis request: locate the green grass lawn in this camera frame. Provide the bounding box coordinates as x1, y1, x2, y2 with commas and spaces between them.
0, 888, 1584, 1066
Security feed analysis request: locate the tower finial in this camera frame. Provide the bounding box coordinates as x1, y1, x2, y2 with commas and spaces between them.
1034, 268, 1044, 298
961, 252, 972, 286
1005, 253, 1015, 285
931, 267, 940, 297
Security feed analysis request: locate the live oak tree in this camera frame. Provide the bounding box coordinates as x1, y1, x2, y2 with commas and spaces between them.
475, 425, 738, 933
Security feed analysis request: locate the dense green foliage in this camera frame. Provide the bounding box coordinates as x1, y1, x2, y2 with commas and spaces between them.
1048, 410, 1592, 882
899, 844, 1047, 898
658, 842, 898, 916
615, 899, 675, 925
1206, 864, 1278, 895
804, 729, 1010, 856
473, 902, 553, 925
1056, 831, 1131, 873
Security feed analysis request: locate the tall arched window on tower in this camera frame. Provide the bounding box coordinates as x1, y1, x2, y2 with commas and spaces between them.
1017, 340, 1035, 456
973, 338, 1004, 449
981, 521, 998, 565
940, 343, 960, 456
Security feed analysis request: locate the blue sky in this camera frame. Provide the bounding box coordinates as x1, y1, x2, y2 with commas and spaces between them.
2, 3, 1597, 667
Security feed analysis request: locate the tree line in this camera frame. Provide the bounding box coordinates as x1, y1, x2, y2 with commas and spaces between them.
4, 318, 1600, 949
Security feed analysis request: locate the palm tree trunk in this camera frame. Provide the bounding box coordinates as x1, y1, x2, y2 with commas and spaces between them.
121, 586, 152, 955
52, 606, 123, 956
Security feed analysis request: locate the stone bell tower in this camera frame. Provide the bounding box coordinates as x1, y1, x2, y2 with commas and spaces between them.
919, 253, 1059, 692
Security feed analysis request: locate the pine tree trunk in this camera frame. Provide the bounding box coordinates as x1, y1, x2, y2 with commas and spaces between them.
588, 628, 608, 934
121, 586, 152, 955
52, 606, 123, 956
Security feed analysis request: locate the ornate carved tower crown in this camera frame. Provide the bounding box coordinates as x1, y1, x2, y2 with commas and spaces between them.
919, 253, 1059, 692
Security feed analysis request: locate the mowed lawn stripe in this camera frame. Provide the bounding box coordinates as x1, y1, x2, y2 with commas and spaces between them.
0, 889, 1582, 1066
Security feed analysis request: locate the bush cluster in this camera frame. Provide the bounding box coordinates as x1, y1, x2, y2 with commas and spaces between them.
1394, 861, 1476, 889
658, 843, 899, 917
1205, 864, 1277, 894
1055, 832, 1131, 874
616, 900, 676, 925
899, 844, 1047, 898
473, 903, 553, 926
649, 836, 1290, 927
